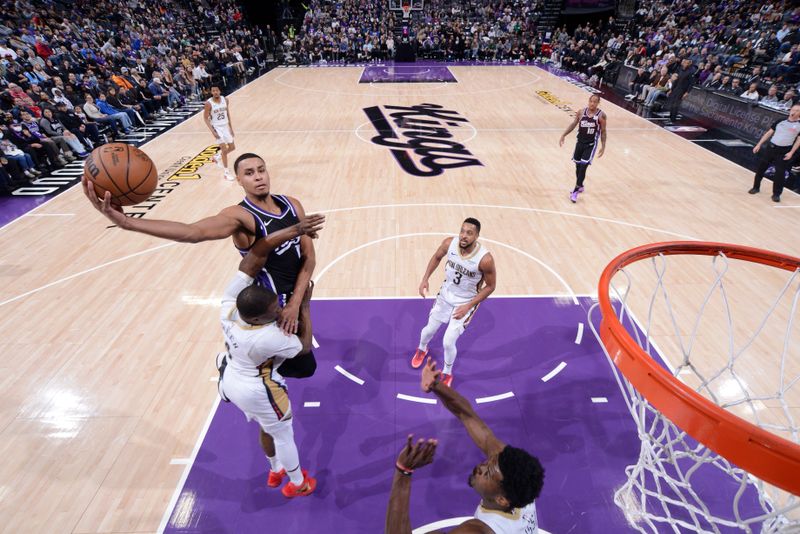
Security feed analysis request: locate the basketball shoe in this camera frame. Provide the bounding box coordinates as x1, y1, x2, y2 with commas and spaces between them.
439, 373, 453, 387
267, 469, 286, 488
223, 170, 235, 181
411, 348, 428, 369
281, 471, 317, 498
570, 190, 579, 203
268, 468, 307, 488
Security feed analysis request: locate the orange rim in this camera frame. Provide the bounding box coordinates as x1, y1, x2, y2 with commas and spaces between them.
597, 241, 800, 496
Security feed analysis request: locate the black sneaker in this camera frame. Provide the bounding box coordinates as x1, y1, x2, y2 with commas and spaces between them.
771, 195, 780, 202
216, 352, 230, 402
748, 187, 760, 194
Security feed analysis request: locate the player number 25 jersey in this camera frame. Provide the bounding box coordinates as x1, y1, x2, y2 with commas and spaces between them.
440, 237, 489, 304
208, 96, 228, 126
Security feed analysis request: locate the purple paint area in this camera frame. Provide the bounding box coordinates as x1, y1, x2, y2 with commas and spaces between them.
359, 65, 457, 83
163, 298, 764, 533
0, 194, 55, 228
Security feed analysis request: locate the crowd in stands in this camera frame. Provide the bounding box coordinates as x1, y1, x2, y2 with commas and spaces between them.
3, 0, 798, 193
278, 0, 545, 64
0, 0, 266, 193
278, 0, 800, 114
549, 1, 800, 113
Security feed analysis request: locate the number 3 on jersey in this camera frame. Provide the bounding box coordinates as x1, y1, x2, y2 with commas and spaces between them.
453, 272, 462, 285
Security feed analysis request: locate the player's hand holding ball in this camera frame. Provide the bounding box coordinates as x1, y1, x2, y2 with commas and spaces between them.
83, 143, 158, 207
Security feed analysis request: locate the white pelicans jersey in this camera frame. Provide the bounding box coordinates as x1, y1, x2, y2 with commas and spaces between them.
207, 95, 229, 126
474, 501, 539, 534
440, 237, 489, 304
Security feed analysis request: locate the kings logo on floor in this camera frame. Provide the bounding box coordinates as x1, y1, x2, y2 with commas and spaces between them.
363, 103, 483, 177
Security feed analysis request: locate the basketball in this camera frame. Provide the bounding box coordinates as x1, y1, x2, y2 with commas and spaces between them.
83, 143, 158, 206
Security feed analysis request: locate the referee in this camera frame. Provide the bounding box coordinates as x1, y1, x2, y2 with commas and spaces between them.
749, 104, 800, 202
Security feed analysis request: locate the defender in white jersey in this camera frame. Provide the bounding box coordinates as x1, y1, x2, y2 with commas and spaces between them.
216, 218, 324, 499
411, 218, 496, 387
385, 358, 544, 534
204, 85, 236, 181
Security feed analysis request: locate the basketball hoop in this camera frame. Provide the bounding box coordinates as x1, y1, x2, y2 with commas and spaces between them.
589, 242, 800, 532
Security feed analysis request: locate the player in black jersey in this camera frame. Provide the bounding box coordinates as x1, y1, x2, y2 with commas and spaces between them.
559, 94, 607, 203
83, 152, 324, 378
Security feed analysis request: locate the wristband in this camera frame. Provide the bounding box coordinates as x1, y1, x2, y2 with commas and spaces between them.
395, 462, 414, 476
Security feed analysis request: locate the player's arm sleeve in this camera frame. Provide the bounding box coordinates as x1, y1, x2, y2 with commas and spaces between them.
220, 271, 254, 319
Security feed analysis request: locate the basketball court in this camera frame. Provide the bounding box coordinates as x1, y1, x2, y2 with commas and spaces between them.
0, 64, 798, 533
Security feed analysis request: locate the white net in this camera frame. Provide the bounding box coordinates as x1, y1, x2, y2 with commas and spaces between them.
589, 248, 800, 534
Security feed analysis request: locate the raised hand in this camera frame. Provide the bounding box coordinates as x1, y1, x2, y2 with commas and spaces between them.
396, 434, 437, 472
421, 356, 442, 393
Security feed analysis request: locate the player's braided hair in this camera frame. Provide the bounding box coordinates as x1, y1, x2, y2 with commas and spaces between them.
497, 445, 545, 510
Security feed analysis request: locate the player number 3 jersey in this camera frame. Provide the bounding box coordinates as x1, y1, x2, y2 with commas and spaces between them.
440, 237, 489, 304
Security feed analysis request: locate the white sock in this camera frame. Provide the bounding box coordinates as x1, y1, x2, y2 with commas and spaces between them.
419, 317, 444, 352
267, 454, 282, 473
286, 464, 304, 486
442, 323, 461, 375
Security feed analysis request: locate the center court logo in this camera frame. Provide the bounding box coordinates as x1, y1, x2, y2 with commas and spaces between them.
362, 103, 483, 177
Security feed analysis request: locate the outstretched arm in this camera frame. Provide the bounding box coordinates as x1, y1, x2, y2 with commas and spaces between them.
419, 238, 451, 298
83, 177, 243, 243
385, 435, 437, 534
753, 128, 773, 153
421, 358, 505, 457
238, 213, 325, 278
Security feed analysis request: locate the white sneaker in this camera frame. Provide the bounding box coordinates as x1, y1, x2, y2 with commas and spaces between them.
212, 153, 222, 167
223, 170, 235, 181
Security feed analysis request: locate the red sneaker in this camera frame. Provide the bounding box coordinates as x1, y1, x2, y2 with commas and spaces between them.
440, 373, 453, 387
267, 469, 286, 488
281, 470, 317, 498
411, 349, 428, 369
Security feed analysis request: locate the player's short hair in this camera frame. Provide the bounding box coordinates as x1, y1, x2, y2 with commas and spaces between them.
236, 284, 277, 320
498, 445, 545, 509
589, 94, 601, 102
234, 153, 264, 174
463, 217, 481, 233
